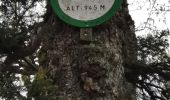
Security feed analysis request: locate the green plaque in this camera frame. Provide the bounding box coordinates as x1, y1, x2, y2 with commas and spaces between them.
51, 0, 122, 27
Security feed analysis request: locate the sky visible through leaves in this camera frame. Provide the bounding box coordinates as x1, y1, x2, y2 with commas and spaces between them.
128, 0, 170, 36
0, 0, 170, 99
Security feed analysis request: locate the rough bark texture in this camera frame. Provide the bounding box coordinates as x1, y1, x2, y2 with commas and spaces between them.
40, 0, 137, 100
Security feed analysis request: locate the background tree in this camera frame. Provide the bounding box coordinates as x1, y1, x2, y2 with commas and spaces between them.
0, 0, 170, 100
126, 30, 170, 100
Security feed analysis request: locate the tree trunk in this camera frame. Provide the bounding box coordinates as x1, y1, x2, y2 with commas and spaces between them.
40, 0, 137, 100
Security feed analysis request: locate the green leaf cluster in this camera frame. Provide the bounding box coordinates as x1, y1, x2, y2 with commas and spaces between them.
23, 67, 58, 100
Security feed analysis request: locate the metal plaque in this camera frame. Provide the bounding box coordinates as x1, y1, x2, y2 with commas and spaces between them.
51, 0, 122, 27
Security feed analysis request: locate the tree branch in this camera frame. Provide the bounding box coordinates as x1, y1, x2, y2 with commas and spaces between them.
4, 23, 44, 65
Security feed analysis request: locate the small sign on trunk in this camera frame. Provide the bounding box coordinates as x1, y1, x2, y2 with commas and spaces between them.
51, 0, 122, 27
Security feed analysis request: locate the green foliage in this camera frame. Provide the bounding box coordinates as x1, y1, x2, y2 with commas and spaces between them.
137, 30, 169, 63
128, 30, 170, 100
0, 22, 28, 54
0, 0, 47, 99
0, 72, 26, 100
0, 0, 170, 100
0, 0, 35, 55
23, 67, 58, 100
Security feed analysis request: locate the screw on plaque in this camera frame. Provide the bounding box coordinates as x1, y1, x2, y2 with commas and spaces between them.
80, 28, 93, 44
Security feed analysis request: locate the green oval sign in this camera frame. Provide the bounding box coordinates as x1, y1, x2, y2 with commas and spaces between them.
51, 0, 122, 27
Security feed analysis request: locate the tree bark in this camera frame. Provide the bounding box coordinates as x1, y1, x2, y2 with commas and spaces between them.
40, 0, 137, 100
